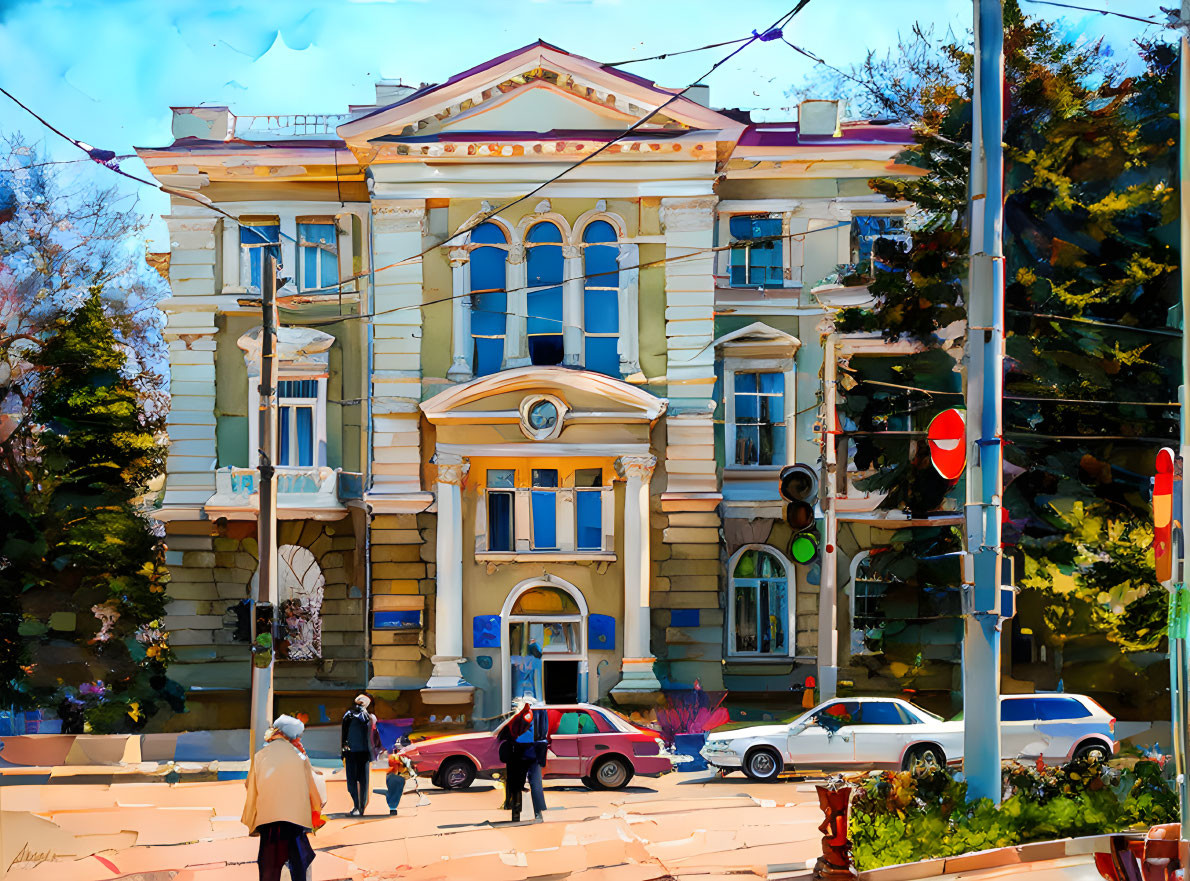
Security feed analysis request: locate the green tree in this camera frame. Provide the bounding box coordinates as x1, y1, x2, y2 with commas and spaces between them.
813, 5, 1177, 702
1, 290, 181, 731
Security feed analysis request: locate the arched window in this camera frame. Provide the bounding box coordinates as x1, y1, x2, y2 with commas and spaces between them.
729, 547, 789, 656
526, 222, 564, 365
582, 220, 620, 376
470, 222, 509, 377
277, 545, 325, 660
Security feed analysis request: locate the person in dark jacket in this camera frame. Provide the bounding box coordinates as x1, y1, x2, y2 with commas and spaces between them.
340, 693, 380, 816
496, 698, 537, 823
526, 705, 550, 821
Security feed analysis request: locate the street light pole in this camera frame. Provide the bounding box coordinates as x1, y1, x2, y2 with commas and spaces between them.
962, 0, 1006, 805
1175, 0, 1190, 840
248, 253, 279, 756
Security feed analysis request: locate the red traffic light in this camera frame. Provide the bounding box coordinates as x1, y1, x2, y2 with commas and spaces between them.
1155, 447, 1175, 583
779, 464, 818, 503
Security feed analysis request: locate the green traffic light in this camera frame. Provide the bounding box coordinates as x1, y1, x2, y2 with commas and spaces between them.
791, 533, 819, 564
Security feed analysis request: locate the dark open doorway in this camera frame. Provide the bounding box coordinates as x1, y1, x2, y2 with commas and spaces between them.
544, 660, 579, 703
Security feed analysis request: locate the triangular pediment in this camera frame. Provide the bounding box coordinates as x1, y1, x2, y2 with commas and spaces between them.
339, 42, 743, 146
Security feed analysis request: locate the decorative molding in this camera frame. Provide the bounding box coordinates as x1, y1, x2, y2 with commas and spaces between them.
660, 196, 718, 232
372, 202, 426, 235
435, 454, 470, 487
616, 454, 657, 483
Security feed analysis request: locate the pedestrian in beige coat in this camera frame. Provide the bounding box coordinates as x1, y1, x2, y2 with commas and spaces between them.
242, 714, 327, 881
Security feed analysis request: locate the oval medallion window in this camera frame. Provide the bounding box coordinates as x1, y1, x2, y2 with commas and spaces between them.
518, 393, 567, 441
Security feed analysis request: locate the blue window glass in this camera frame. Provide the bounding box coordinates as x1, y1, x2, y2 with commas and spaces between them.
575, 468, 603, 550
277, 379, 317, 398
241, 221, 281, 291
732, 549, 788, 655
278, 405, 290, 465
729, 215, 782, 288
295, 407, 313, 466
734, 371, 785, 466
582, 220, 620, 376
526, 222, 564, 366
531, 468, 558, 549
469, 222, 508, 376
298, 221, 337, 291
487, 469, 515, 552
851, 215, 907, 270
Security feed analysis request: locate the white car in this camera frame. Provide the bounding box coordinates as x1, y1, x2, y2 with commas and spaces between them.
700, 693, 1118, 782
701, 697, 962, 781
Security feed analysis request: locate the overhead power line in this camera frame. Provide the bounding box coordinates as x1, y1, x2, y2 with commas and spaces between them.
1020, 0, 1167, 26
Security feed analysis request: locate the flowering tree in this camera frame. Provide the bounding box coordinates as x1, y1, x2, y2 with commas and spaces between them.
0, 136, 181, 731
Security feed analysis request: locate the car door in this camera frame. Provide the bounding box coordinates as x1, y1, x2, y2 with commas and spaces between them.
1032, 697, 1094, 761
850, 701, 916, 767
577, 709, 634, 775
788, 701, 859, 769
1000, 697, 1039, 759
544, 708, 590, 778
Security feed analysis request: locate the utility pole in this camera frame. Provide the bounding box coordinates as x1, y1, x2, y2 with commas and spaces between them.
248, 253, 279, 756
962, 0, 1006, 805
1175, 0, 1190, 844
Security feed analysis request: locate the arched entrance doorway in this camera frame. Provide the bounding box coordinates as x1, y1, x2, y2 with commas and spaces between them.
501, 578, 588, 710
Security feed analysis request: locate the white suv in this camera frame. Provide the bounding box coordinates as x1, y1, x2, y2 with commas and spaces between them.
998, 693, 1117, 763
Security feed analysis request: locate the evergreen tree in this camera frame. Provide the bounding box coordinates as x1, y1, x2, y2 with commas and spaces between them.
810, 5, 1177, 706
1, 289, 181, 731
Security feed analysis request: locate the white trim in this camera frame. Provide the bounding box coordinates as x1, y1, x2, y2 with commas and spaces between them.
722, 358, 794, 469
726, 544, 795, 659
848, 551, 874, 658
499, 576, 590, 711
436, 441, 651, 458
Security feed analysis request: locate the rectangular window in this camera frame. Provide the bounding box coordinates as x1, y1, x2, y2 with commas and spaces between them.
530, 469, 558, 550
852, 578, 888, 655
298, 219, 338, 292
732, 578, 788, 655
734, 372, 785, 466
729, 214, 783, 288
487, 469, 515, 552
240, 217, 281, 292
277, 379, 317, 467
850, 215, 908, 269
575, 468, 603, 550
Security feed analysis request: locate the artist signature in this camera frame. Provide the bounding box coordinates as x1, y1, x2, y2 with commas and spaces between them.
8, 843, 58, 871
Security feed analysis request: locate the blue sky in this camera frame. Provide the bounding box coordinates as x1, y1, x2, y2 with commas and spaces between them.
0, 0, 1165, 246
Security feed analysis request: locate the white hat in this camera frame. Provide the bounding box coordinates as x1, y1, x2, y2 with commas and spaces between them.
272, 714, 304, 740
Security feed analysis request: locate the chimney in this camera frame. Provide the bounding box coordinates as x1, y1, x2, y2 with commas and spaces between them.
171, 107, 232, 141
798, 100, 843, 137
374, 80, 416, 106
684, 84, 710, 108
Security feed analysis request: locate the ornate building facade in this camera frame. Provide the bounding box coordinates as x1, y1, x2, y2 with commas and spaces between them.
138, 42, 922, 726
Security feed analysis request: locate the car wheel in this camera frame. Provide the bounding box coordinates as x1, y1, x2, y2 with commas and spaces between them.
1073, 741, 1111, 764
902, 744, 946, 772
743, 748, 783, 782
580, 775, 596, 789
437, 758, 476, 790
589, 756, 633, 791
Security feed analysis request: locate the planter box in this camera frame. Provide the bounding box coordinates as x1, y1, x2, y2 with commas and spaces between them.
674, 732, 708, 771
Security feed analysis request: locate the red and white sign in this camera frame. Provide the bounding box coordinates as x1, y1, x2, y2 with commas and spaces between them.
927, 409, 967, 481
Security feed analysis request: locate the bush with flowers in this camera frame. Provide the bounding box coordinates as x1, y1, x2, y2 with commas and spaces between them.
849, 754, 1177, 871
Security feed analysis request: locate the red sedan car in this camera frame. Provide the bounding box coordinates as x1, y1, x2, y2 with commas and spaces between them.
398, 703, 673, 791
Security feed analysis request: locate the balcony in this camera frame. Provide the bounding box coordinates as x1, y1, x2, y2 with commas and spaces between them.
205, 466, 346, 521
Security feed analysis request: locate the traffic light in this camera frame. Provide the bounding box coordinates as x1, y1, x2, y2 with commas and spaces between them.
780, 464, 820, 564
252, 601, 274, 669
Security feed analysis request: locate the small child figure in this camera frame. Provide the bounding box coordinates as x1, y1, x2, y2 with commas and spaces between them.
386, 746, 414, 815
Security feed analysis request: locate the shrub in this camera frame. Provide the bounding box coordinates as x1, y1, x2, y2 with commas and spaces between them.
849, 758, 1176, 871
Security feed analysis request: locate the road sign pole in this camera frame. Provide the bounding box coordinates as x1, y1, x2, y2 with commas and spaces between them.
962, 0, 1006, 805
1176, 0, 1190, 847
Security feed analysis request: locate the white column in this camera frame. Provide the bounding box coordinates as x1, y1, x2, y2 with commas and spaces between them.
446, 248, 473, 381
617, 242, 641, 379
504, 243, 530, 368
422, 453, 475, 703
612, 454, 661, 699
562, 243, 583, 367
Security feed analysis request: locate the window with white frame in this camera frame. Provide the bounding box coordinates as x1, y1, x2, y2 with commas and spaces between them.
582, 220, 620, 377
850, 215, 909, 270
470, 221, 509, 377
729, 214, 783, 288
731, 371, 786, 466
240, 217, 281, 293
526, 222, 564, 366
729, 547, 790, 656
478, 464, 613, 556
849, 552, 889, 655
277, 379, 318, 467
298, 218, 338, 292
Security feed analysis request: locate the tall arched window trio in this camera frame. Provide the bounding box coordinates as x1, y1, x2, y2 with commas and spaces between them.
466, 216, 623, 379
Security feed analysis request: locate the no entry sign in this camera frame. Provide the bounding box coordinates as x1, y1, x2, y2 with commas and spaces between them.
927, 408, 967, 481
